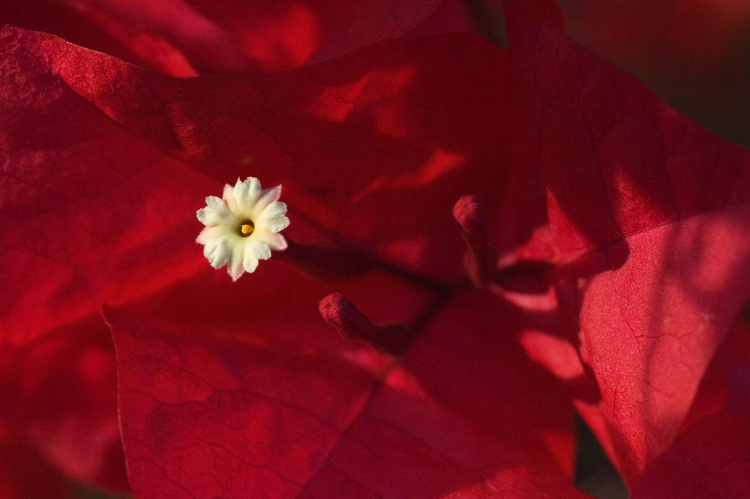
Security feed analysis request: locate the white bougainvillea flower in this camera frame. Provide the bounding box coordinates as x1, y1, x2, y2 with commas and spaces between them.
196, 177, 290, 281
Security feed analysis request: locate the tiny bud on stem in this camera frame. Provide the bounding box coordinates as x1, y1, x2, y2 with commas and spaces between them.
319, 293, 378, 341
319, 293, 412, 356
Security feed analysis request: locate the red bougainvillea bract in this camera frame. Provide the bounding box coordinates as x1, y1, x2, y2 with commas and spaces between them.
1, 1, 749, 497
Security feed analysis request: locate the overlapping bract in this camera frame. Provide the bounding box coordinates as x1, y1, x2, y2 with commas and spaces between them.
1, 1, 749, 498
0, 0, 469, 74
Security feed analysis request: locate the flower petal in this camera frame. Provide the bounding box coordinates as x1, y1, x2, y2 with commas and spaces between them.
255, 232, 288, 251
196, 195, 234, 226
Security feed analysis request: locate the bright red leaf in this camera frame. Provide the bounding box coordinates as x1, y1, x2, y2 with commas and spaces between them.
108, 282, 583, 498
507, 10, 750, 485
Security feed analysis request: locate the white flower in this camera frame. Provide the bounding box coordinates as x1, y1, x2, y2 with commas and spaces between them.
196, 177, 290, 281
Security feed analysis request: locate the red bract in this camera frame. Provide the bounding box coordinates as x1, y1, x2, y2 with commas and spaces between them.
506, 7, 750, 490
0, 13, 579, 496
3, 27, 518, 281
631, 322, 750, 498
107, 280, 584, 497
1, 2, 750, 498
0, 0, 470, 75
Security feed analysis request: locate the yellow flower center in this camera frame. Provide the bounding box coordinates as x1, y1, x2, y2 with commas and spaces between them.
240, 221, 255, 237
